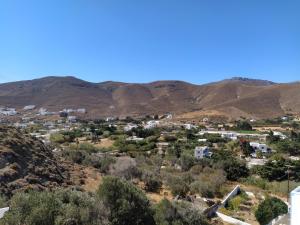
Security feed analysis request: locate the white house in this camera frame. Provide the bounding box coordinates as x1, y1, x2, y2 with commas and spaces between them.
221, 132, 238, 140
273, 131, 287, 140
126, 136, 144, 142
77, 108, 86, 113
23, 105, 35, 110
166, 113, 173, 119
194, 146, 212, 159
0, 107, 17, 116
124, 124, 138, 132
198, 138, 207, 142
38, 107, 48, 116
144, 120, 159, 129
184, 123, 197, 130
67, 116, 77, 123
249, 142, 270, 153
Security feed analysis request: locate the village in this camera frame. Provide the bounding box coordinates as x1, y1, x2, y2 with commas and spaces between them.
1, 105, 300, 225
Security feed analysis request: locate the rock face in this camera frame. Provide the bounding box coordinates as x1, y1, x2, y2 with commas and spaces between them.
0, 126, 70, 196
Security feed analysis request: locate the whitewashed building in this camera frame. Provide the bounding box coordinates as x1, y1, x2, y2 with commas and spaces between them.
144, 120, 159, 129
124, 124, 138, 132
250, 142, 270, 153
23, 105, 36, 110
194, 146, 212, 159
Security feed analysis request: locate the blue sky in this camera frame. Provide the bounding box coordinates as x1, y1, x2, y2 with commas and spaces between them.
0, 0, 299, 84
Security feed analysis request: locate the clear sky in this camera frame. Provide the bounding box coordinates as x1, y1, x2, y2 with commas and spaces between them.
0, 0, 299, 84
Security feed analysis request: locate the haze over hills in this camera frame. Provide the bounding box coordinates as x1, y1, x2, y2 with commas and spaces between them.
0, 76, 299, 119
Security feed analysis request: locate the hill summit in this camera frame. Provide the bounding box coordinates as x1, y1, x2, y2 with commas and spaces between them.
0, 76, 299, 119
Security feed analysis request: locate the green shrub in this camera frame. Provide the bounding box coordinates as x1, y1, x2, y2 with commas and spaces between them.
50, 133, 65, 144
0, 190, 109, 225
228, 196, 243, 211
142, 172, 162, 193
166, 176, 189, 197
223, 159, 249, 181
97, 176, 155, 225
180, 153, 195, 171
255, 197, 288, 225
190, 167, 226, 198
0, 195, 7, 208
154, 199, 209, 225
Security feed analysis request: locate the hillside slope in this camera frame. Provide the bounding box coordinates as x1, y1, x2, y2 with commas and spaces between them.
0, 126, 70, 196
0, 76, 299, 119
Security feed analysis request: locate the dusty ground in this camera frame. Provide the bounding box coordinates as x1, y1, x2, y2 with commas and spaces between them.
77, 137, 114, 148
94, 138, 114, 148
253, 126, 290, 132
82, 167, 103, 192
146, 186, 173, 203
67, 163, 102, 192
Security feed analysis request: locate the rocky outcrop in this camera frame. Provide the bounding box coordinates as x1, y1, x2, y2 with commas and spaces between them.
0, 126, 71, 196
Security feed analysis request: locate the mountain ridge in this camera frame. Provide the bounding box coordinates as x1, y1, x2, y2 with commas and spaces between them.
0, 76, 299, 119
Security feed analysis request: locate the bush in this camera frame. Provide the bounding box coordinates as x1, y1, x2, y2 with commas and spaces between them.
241, 176, 268, 190
235, 120, 252, 131
0, 190, 109, 225
0, 195, 7, 208
154, 199, 209, 225
142, 172, 162, 193
50, 133, 65, 144
228, 196, 243, 211
97, 176, 155, 225
109, 157, 141, 180
97, 156, 116, 173
255, 197, 288, 225
223, 159, 249, 181
190, 167, 226, 198
167, 176, 189, 197
180, 153, 195, 171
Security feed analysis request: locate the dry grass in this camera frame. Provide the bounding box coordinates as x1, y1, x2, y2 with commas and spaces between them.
146, 185, 173, 203
94, 138, 114, 148
82, 167, 102, 192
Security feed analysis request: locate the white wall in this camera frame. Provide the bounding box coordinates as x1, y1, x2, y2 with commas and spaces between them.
291, 186, 300, 225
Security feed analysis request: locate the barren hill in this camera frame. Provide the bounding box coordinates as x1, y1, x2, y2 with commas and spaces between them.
0, 126, 70, 196
0, 76, 300, 119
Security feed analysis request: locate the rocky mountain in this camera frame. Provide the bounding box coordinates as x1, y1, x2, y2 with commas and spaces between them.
0, 76, 300, 119
0, 126, 70, 196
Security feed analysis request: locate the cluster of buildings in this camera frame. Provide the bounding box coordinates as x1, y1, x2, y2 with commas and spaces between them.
0, 107, 17, 116
0, 105, 87, 117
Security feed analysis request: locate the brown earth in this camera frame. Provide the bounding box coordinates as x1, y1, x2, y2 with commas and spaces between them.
0, 126, 72, 196
0, 76, 300, 119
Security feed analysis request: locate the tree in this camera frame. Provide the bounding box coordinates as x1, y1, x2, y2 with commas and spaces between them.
223, 159, 249, 181
180, 153, 195, 171
190, 167, 226, 198
142, 172, 162, 193
236, 120, 252, 131
240, 140, 254, 156
255, 197, 288, 225
255, 158, 286, 181
97, 176, 155, 225
154, 199, 209, 225
267, 131, 280, 143
167, 176, 189, 197
0, 190, 109, 225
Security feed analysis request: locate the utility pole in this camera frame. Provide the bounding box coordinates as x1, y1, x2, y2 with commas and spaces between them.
286, 165, 294, 203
